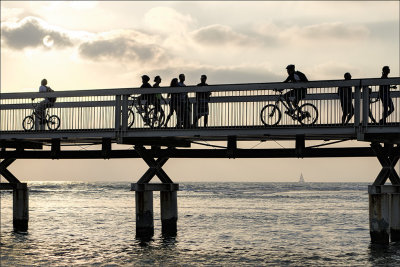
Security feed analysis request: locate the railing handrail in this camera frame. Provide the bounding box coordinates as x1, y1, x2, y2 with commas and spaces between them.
1, 77, 399, 100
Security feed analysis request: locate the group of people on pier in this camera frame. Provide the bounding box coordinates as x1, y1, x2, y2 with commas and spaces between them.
36, 65, 397, 129
138, 73, 211, 128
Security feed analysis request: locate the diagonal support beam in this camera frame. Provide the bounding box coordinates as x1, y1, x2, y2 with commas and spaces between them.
135, 145, 173, 184
0, 158, 21, 184
371, 143, 400, 185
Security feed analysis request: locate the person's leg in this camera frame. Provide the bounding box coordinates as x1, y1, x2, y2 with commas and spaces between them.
283, 90, 295, 111
380, 94, 389, 124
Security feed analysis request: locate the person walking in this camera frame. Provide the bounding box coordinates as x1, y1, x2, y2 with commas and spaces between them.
379, 66, 396, 124
193, 75, 211, 127
337, 72, 354, 125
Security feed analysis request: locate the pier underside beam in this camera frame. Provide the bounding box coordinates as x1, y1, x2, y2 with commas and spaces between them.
135, 145, 173, 184
0, 158, 20, 184
371, 143, 400, 186
369, 143, 400, 244
0, 159, 29, 232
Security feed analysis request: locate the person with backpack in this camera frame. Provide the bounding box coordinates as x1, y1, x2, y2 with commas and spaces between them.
280, 64, 308, 113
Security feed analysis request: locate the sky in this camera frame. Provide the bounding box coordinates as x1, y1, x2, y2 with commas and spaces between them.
1, 1, 399, 182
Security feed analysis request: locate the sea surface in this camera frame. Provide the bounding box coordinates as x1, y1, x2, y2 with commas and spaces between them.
1, 182, 400, 266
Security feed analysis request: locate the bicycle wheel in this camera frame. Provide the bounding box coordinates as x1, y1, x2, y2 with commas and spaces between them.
127, 109, 135, 128
47, 115, 61, 130
260, 104, 281, 126
148, 108, 165, 128
22, 116, 35, 131
297, 103, 318, 125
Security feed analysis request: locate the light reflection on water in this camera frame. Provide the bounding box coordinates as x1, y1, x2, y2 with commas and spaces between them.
2, 182, 400, 266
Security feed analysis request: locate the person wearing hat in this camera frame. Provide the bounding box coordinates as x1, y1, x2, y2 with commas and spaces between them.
378, 66, 396, 124
280, 64, 309, 113
337, 72, 354, 124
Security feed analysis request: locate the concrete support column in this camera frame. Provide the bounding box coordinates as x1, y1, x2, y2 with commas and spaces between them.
13, 183, 29, 232
135, 191, 154, 238
160, 191, 178, 236
369, 193, 390, 244
390, 193, 400, 242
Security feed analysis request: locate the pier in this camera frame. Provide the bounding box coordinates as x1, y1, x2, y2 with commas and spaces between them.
1, 77, 399, 242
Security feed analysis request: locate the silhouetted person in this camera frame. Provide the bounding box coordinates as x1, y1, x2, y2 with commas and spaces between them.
194, 75, 211, 127
281, 64, 308, 113
337, 72, 354, 125
164, 78, 180, 127
177, 74, 190, 128
379, 66, 395, 124
36, 78, 55, 130
138, 75, 154, 115
367, 86, 377, 124
152, 75, 162, 113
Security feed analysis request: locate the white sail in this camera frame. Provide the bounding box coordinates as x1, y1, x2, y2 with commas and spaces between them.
299, 173, 305, 183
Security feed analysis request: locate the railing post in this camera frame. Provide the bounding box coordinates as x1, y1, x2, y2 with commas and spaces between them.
362, 81, 369, 127
121, 94, 128, 131
115, 95, 122, 131
354, 81, 361, 127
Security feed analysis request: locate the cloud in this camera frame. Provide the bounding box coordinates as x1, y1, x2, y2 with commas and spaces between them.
311, 62, 360, 80
300, 22, 369, 40
78, 35, 167, 63
1, 16, 73, 49
144, 6, 194, 34
191, 24, 255, 46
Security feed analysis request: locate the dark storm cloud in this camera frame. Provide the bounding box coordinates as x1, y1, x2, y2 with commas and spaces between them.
78, 37, 166, 63
1, 17, 73, 49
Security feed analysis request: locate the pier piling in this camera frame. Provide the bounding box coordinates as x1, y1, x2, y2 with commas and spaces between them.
132, 183, 179, 237
160, 191, 178, 236
13, 183, 29, 232
368, 185, 400, 243
135, 191, 154, 238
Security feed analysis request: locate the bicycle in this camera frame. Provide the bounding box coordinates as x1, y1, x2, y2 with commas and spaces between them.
22, 100, 60, 131
260, 89, 318, 126
127, 96, 165, 128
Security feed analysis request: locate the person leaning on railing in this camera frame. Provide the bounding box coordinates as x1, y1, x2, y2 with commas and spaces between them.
36, 78, 56, 129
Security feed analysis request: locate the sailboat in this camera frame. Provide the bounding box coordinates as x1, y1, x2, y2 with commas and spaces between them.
299, 173, 305, 183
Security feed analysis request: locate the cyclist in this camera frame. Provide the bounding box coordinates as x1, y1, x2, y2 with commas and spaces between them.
379, 66, 395, 124
36, 78, 56, 130
280, 64, 308, 114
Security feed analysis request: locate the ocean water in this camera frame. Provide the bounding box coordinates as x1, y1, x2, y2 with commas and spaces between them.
1, 182, 400, 266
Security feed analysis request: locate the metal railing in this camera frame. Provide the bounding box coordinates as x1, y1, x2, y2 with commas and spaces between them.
1, 78, 399, 134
